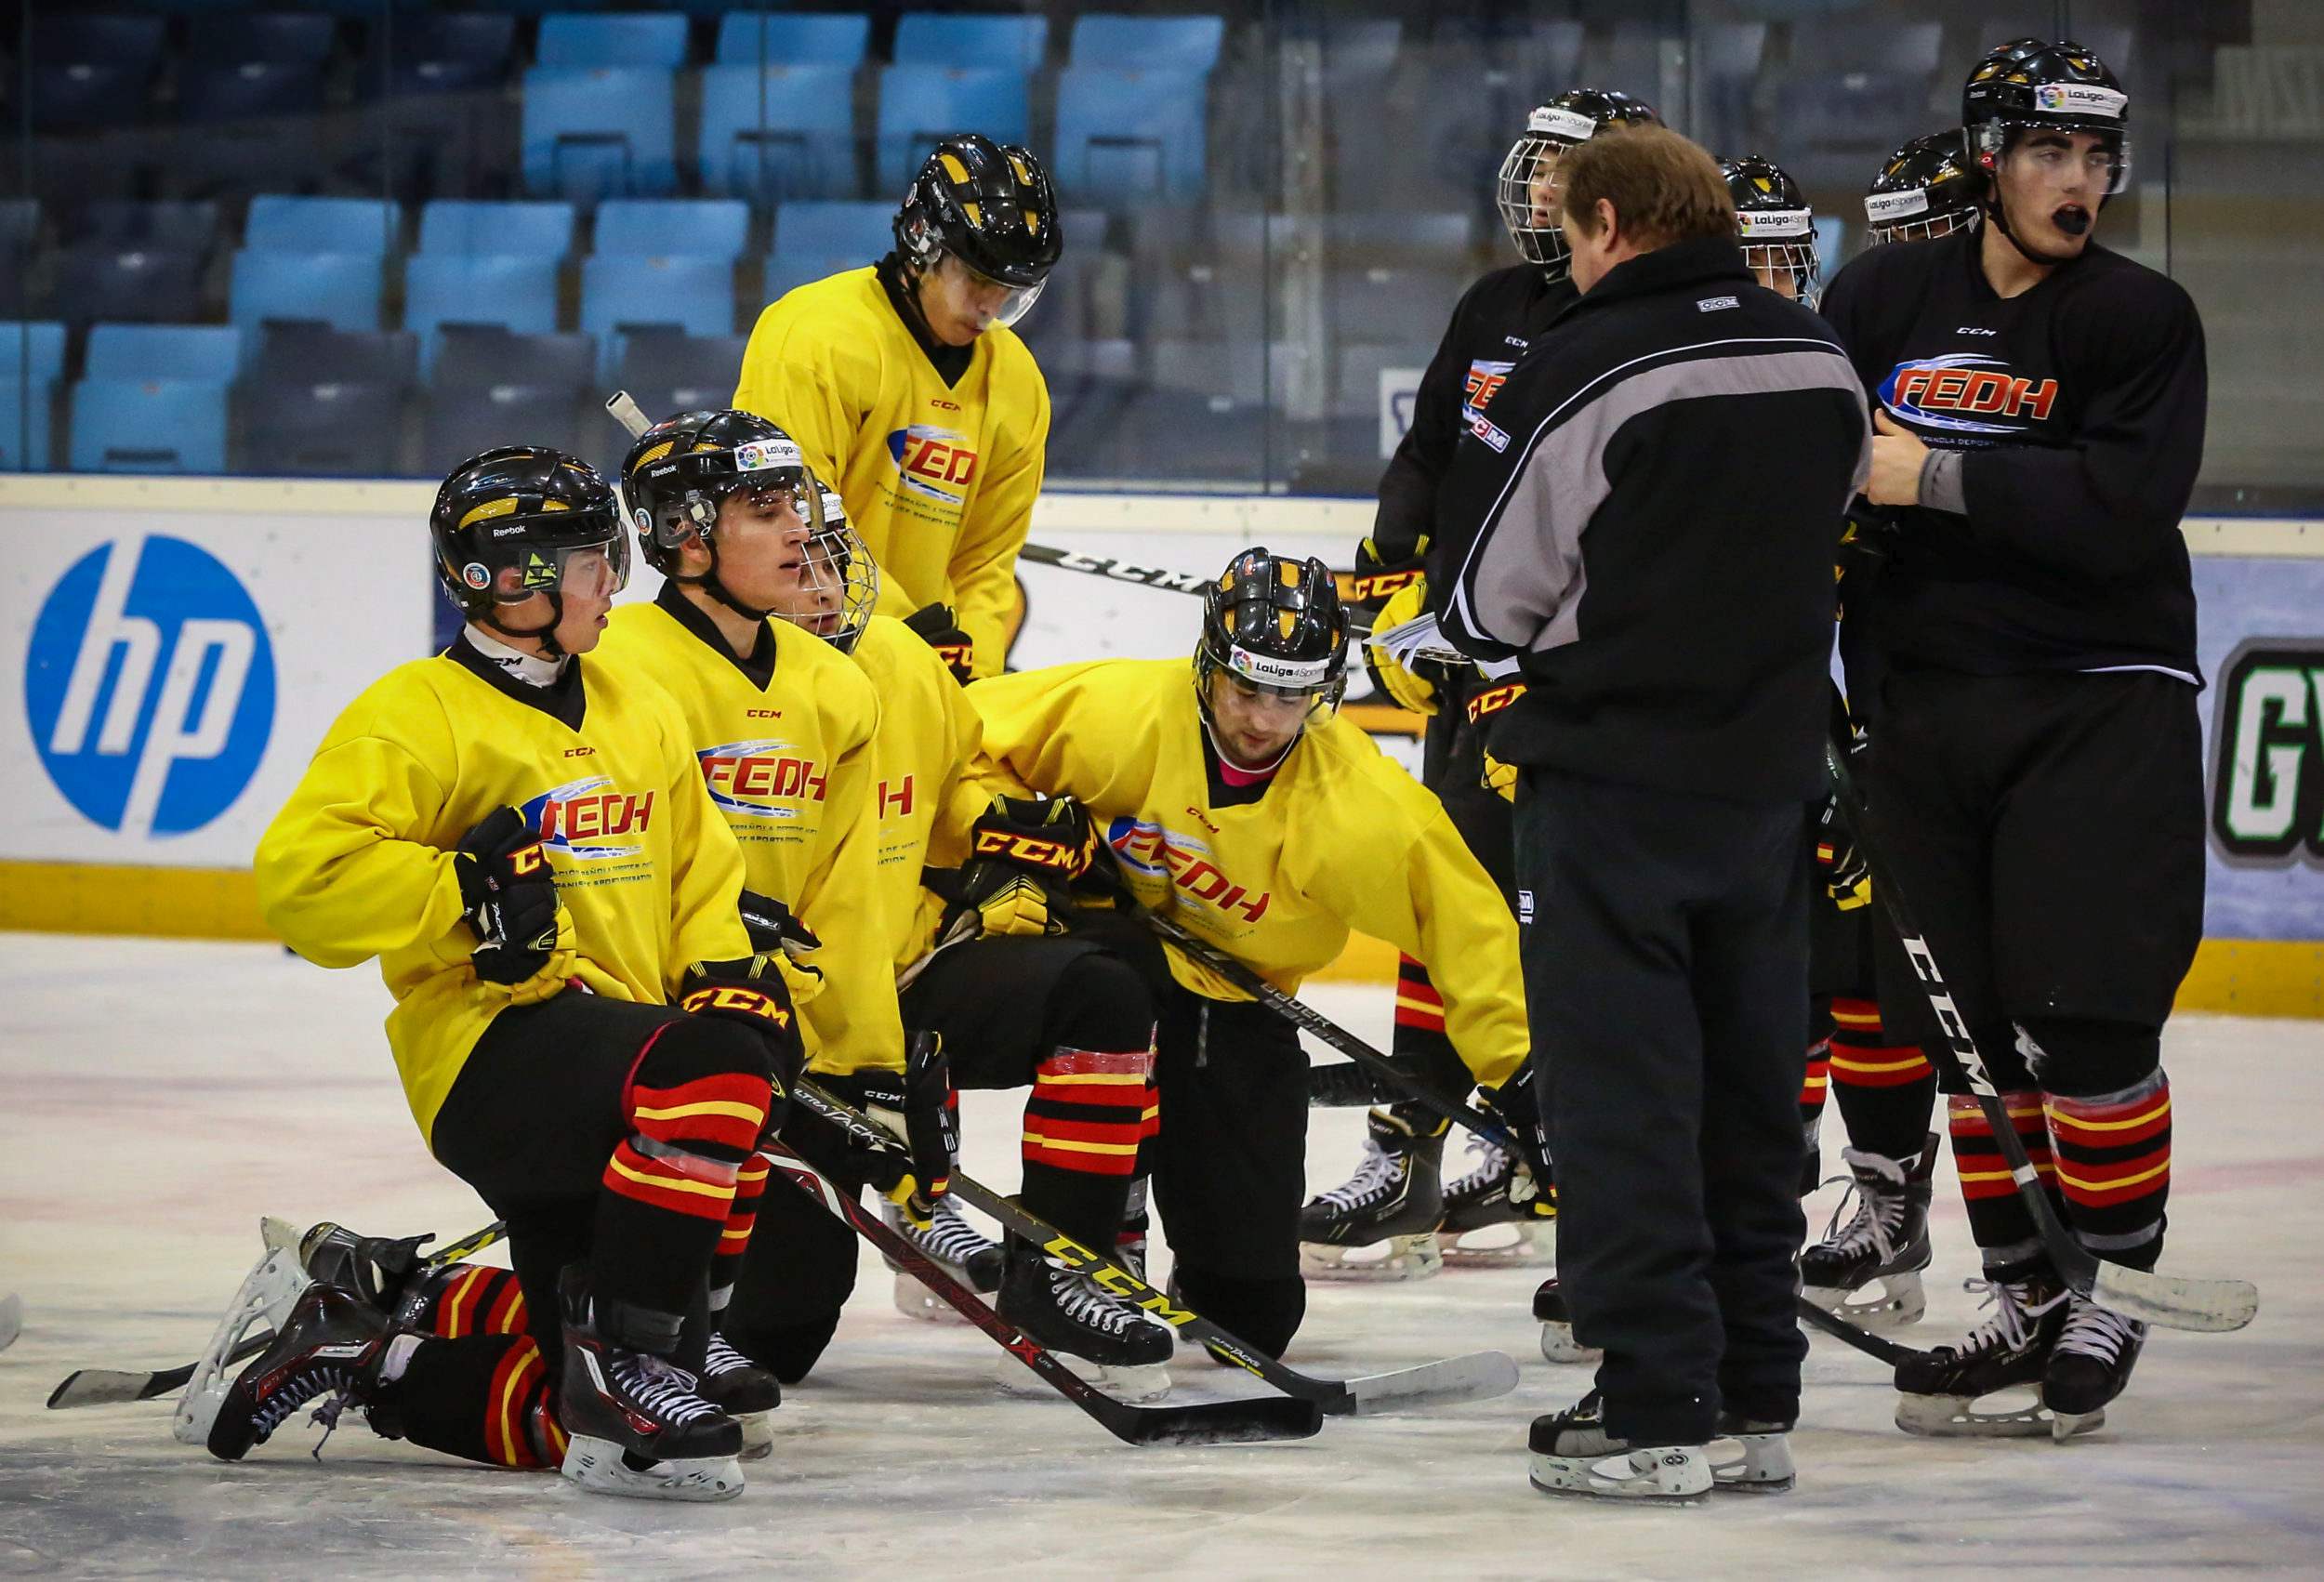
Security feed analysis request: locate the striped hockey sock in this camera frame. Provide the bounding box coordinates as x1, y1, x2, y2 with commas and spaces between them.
1948, 1089, 2060, 1271
2046, 1072, 2172, 1272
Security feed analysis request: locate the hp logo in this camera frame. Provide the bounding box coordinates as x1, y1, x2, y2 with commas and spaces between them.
23, 534, 276, 837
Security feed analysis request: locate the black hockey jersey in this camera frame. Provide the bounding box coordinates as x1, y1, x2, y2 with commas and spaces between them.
1372, 264, 1577, 560
1818, 229, 2208, 685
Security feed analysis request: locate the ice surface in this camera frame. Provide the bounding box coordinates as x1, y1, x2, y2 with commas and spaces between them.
3, 935, 2319, 1578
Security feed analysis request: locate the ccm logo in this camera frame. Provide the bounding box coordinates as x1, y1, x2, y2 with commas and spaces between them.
563, 746, 595, 758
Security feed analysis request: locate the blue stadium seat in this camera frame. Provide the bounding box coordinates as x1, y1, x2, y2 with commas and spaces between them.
236, 377, 405, 476
433, 327, 599, 391
405, 256, 561, 366
715, 12, 870, 68
244, 196, 402, 256
0, 379, 53, 470
70, 378, 230, 473
85, 323, 243, 383
377, 12, 517, 82
1114, 389, 1263, 481
536, 13, 692, 70
0, 322, 71, 388
68, 201, 219, 253
594, 199, 752, 261
48, 247, 206, 327
178, 59, 327, 123
764, 201, 893, 297
0, 201, 37, 254
229, 251, 383, 337
608, 330, 750, 420
419, 201, 576, 259
422, 383, 586, 476
29, 14, 166, 132
893, 14, 1048, 71
184, 13, 336, 65
581, 257, 735, 371
246, 323, 417, 389
875, 66, 1030, 192
697, 63, 859, 202
1052, 66, 1208, 204
522, 67, 680, 201
1327, 263, 1467, 346
29, 14, 167, 73
1070, 15, 1225, 73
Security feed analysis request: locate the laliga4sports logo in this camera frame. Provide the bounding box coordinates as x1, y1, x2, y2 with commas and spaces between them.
23, 534, 276, 837
887, 425, 979, 505
521, 775, 655, 861
1879, 353, 2060, 436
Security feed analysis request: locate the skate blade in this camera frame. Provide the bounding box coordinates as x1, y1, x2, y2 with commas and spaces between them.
1802, 1270, 1925, 1331
2050, 1406, 2106, 1443
560, 1436, 745, 1502
994, 1351, 1172, 1404
1894, 1386, 2053, 1439
1528, 1446, 1711, 1504
1538, 1323, 1603, 1365
172, 1247, 307, 1447
737, 1411, 774, 1462
1441, 1220, 1555, 1269
891, 1270, 972, 1326
1709, 1432, 1796, 1495
1298, 1233, 1444, 1283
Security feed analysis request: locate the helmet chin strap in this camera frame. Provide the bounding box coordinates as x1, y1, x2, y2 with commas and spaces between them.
675, 495, 775, 622
479, 595, 569, 661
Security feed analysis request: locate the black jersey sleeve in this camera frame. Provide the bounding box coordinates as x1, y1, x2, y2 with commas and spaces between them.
1371, 280, 1487, 563
1955, 275, 2208, 582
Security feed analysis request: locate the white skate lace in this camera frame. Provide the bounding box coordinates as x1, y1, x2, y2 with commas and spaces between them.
1811, 1149, 1910, 1263
1949, 1277, 2067, 1359
2053, 1296, 2144, 1365
900, 1196, 997, 1271
1050, 1264, 1137, 1338
703, 1334, 755, 1380
613, 1353, 720, 1425
1314, 1138, 1402, 1214
1446, 1136, 1512, 1201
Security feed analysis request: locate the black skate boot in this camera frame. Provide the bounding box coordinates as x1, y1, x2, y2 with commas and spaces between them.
206, 1283, 403, 1462
2042, 1293, 2147, 1441
1709, 1409, 1796, 1495
1438, 1133, 1557, 1267
699, 1332, 781, 1462
883, 1193, 1006, 1324
1527, 1391, 1711, 1505
557, 1271, 742, 1502
296, 1221, 436, 1326
1532, 1276, 1603, 1364
1297, 1106, 1447, 1281
996, 1234, 1173, 1403
1800, 1134, 1936, 1329
1894, 1270, 2070, 1438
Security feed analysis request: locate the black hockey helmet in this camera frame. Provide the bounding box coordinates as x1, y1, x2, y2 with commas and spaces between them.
894, 134, 1062, 323
1194, 548, 1350, 746
1497, 89, 1662, 276
1961, 38, 2131, 196
1721, 154, 1819, 305
430, 445, 627, 654
1864, 131, 1982, 244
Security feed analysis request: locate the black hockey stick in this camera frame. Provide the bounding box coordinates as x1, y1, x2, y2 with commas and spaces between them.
1824, 731, 2257, 1334
791, 1079, 1517, 1416
46, 1219, 508, 1410
1136, 908, 1925, 1366
760, 1140, 1320, 1446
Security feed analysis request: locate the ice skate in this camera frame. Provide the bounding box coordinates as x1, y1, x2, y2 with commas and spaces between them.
557, 1272, 743, 1503
1527, 1392, 1711, 1505
174, 1244, 310, 1446
2043, 1292, 2146, 1441
1708, 1411, 1796, 1495
884, 1194, 1006, 1324
1436, 1134, 1556, 1267
205, 1283, 401, 1462
1800, 1135, 1935, 1329
1894, 1272, 2070, 1438
1532, 1276, 1603, 1364
995, 1235, 1173, 1403
698, 1333, 780, 1461
296, 1220, 435, 1326
1298, 1108, 1446, 1282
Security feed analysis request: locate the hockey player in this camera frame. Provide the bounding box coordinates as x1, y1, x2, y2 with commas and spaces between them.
1310, 88, 1659, 1279
733, 134, 1059, 681
231, 448, 795, 1501
1819, 40, 2207, 1437
1864, 130, 1984, 245
965, 548, 1530, 1358
1721, 153, 1820, 303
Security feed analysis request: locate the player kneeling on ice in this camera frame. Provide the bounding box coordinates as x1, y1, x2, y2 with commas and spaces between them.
229, 448, 797, 1503
961, 548, 1531, 1362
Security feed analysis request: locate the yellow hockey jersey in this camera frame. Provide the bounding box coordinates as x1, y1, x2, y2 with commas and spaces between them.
254, 643, 751, 1142
594, 587, 901, 1075
733, 264, 1050, 679
966, 659, 1527, 1088
849, 613, 984, 970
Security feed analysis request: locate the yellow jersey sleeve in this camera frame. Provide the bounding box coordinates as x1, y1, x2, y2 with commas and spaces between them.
658, 708, 754, 990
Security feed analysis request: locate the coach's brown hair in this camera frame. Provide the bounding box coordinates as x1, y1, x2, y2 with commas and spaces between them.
1559, 125, 1735, 252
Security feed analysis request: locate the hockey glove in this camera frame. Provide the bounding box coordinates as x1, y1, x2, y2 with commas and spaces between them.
950, 795, 1099, 938
902, 601, 975, 686
1818, 792, 1871, 911
455, 806, 565, 986
1348, 533, 1428, 613
1476, 1077, 1557, 1217
811, 1035, 957, 1225
736, 888, 827, 1008
1481, 750, 1517, 803
1365, 581, 1441, 716
680, 956, 806, 1089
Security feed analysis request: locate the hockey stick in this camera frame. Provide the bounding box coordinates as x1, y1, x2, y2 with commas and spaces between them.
760, 1140, 1320, 1445
791, 1079, 1517, 1416
46, 1219, 509, 1411
1135, 908, 1926, 1365
1824, 732, 2257, 1334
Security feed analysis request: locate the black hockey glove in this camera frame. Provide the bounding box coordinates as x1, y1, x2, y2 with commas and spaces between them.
1475, 1076, 1557, 1218
948, 794, 1100, 939
902, 601, 975, 686
812, 1034, 957, 1226
680, 956, 806, 1089
454, 806, 563, 985
736, 888, 827, 1007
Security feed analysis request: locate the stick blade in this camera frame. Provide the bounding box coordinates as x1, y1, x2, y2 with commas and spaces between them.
1338, 1351, 1519, 1416
1113, 1394, 1323, 1446
2091, 1264, 2259, 1333
47, 1369, 161, 1409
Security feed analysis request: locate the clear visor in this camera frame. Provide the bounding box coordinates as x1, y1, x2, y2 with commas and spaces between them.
945, 253, 1047, 328
1976, 122, 2132, 197
496, 534, 628, 603
658, 468, 820, 550
1496, 134, 1572, 268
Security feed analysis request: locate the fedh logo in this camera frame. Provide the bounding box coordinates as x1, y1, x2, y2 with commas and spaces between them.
2210, 640, 2324, 865
521, 775, 654, 861
23, 534, 275, 837
887, 425, 978, 504
1462, 359, 1514, 427
1878, 354, 2059, 436
1106, 814, 1270, 922
697, 738, 826, 821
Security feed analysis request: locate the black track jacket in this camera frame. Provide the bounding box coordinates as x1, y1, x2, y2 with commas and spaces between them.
1433, 237, 1871, 804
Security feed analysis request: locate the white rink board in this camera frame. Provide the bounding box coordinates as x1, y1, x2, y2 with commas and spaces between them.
2, 933, 2318, 1579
